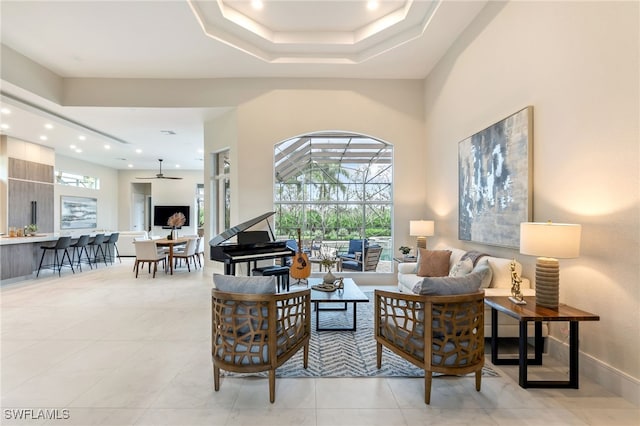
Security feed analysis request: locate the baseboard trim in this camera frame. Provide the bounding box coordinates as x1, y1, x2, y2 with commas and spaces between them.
547, 336, 640, 407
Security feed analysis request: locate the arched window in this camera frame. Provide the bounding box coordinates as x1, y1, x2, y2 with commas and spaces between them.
274, 132, 392, 272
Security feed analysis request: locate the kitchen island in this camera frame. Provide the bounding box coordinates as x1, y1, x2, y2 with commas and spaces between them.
0, 233, 113, 282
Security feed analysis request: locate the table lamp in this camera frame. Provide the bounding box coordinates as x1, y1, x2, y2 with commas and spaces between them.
409, 220, 435, 250
520, 221, 581, 308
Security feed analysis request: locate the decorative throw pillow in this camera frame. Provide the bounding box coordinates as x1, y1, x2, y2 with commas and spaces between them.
412, 267, 489, 295
416, 249, 452, 277
213, 274, 277, 294
449, 258, 473, 277
473, 258, 493, 289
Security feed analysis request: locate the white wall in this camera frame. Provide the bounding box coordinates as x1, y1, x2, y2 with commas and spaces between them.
54, 154, 119, 233
206, 81, 427, 282
117, 169, 203, 237
423, 1, 639, 403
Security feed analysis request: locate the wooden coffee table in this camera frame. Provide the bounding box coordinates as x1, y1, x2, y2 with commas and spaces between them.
308, 277, 369, 331
485, 296, 599, 389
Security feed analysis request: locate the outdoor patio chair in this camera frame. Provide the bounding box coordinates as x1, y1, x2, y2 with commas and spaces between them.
340, 245, 382, 272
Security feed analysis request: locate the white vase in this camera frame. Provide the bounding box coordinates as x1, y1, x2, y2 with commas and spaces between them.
323, 269, 336, 284
171, 228, 178, 240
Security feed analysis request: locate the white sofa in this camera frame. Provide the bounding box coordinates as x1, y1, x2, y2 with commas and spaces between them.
116, 231, 149, 257
397, 247, 546, 338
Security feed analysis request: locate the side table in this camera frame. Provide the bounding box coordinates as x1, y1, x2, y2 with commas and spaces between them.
484, 296, 599, 389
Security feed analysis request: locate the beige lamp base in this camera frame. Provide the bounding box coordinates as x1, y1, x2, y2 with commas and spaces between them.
535, 257, 560, 308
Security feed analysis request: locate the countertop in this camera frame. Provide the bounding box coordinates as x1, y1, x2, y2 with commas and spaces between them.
0, 232, 114, 246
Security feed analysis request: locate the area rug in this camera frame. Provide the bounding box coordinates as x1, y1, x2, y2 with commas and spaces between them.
222, 292, 499, 378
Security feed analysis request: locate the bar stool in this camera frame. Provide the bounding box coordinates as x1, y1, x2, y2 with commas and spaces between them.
103, 232, 121, 264
252, 265, 290, 292
70, 234, 93, 272
88, 233, 108, 267
36, 236, 75, 277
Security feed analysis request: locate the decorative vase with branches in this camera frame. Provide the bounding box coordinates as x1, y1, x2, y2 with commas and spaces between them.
167, 212, 186, 240
318, 245, 338, 284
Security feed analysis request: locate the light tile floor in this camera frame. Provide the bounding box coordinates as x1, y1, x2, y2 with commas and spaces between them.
1, 259, 638, 425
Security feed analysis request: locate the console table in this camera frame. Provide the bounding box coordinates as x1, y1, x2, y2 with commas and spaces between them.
485, 296, 599, 389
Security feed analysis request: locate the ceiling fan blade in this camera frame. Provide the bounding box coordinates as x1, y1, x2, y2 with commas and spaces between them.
134, 159, 182, 179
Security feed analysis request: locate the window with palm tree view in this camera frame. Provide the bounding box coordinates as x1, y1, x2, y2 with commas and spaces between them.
274, 132, 392, 272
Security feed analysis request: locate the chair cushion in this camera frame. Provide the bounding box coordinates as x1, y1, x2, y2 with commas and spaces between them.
213, 274, 277, 294
213, 274, 277, 336
416, 249, 452, 277
348, 239, 368, 254
413, 267, 489, 295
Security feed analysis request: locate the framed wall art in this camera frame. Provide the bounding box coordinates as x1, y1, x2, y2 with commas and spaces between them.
60, 196, 97, 229
458, 106, 533, 248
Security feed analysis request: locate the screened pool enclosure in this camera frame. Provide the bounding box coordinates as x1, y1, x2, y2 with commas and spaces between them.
274, 132, 393, 271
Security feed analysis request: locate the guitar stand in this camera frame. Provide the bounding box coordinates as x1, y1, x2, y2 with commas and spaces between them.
292, 278, 308, 287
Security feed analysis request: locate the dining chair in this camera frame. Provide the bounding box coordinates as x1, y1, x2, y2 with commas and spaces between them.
133, 239, 167, 278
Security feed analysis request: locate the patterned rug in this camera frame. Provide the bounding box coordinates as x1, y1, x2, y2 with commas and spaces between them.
222, 292, 499, 378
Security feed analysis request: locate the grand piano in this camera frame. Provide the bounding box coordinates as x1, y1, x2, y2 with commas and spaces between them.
209, 211, 295, 275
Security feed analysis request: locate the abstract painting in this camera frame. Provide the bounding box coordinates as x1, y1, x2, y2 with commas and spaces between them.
458, 106, 533, 248
61, 196, 97, 229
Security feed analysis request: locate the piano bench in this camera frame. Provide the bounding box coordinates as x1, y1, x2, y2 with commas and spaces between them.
252, 266, 290, 292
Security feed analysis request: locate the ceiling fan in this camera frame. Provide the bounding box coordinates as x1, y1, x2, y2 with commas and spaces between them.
136, 159, 183, 180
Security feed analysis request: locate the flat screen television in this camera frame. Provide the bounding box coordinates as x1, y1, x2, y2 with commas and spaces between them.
153, 205, 190, 228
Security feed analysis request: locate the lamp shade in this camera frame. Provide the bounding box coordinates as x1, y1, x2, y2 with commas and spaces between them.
410, 220, 435, 237
520, 222, 582, 259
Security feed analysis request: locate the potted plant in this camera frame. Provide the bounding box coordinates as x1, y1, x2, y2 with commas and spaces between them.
26, 224, 38, 236
399, 246, 411, 255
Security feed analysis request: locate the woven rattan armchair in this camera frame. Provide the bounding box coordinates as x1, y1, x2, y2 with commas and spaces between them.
211, 288, 311, 403
374, 289, 485, 404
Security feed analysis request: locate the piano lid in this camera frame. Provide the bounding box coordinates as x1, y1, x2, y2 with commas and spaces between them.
208, 211, 275, 247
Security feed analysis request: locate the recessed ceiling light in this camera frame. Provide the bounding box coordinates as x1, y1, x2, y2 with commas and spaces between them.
0, 123, 9, 130
1, 108, 11, 114
75, 149, 82, 153
128, 164, 133, 168
78, 135, 86, 141
70, 144, 76, 149
367, 1, 379, 11
135, 149, 142, 154
251, 0, 263, 10
39, 135, 48, 141
104, 144, 111, 149
175, 164, 181, 168
44, 123, 54, 130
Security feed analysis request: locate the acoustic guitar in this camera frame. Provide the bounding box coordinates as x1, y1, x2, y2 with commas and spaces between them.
290, 228, 311, 281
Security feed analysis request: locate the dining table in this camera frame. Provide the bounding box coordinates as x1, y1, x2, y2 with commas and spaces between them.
154, 237, 189, 275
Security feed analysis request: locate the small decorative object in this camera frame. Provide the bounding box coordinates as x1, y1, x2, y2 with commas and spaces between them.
26, 224, 38, 236
312, 277, 344, 292
323, 269, 336, 284
167, 212, 186, 240
508, 258, 526, 305
399, 246, 411, 255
